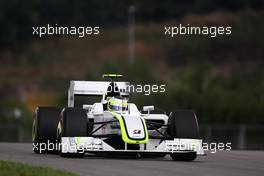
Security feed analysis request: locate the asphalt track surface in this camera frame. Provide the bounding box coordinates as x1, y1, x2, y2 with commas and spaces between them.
0, 143, 263, 176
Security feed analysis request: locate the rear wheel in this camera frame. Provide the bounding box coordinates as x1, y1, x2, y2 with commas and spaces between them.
60, 107, 87, 157
167, 110, 199, 161
32, 107, 61, 154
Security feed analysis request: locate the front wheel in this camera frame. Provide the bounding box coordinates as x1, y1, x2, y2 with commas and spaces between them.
60, 107, 87, 157
140, 153, 166, 158
167, 110, 200, 161
170, 152, 197, 161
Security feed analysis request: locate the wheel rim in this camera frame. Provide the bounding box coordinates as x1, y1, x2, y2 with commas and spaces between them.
32, 119, 36, 141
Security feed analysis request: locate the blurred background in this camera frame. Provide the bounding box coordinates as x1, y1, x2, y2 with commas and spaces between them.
0, 0, 264, 149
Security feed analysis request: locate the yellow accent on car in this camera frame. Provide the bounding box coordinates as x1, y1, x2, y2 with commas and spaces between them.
102, 74, 123, 78
109, 111, 149, 144
76, 137, 81, 148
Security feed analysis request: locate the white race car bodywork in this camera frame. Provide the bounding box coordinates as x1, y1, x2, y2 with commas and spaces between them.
59, 80, 205, 156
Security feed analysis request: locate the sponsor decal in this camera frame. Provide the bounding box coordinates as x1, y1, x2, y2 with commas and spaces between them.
133, 129, 141, 134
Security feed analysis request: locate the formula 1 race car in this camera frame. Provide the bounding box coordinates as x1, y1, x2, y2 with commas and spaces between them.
32, 74, 204, 161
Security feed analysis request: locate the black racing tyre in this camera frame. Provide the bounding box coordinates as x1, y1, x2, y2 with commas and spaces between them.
60, 107, 87, 157
167, 110, 199, 161
32, 107, 61, 154
167, 111, 199, 139
170, 152, 197, 161
140, 153, 166, 158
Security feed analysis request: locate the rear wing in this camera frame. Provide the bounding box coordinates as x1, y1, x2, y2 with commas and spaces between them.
68, 81, 130, 107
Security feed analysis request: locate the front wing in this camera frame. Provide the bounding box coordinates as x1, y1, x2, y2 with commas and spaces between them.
61, 137, 205, 155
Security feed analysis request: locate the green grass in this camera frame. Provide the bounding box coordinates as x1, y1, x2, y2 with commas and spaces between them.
0, 160, 78, 176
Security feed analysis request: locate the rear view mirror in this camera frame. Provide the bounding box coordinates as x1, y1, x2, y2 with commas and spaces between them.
143, 105, 154, 114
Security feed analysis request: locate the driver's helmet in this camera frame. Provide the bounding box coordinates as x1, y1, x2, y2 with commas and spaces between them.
107, 97, 128, 111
